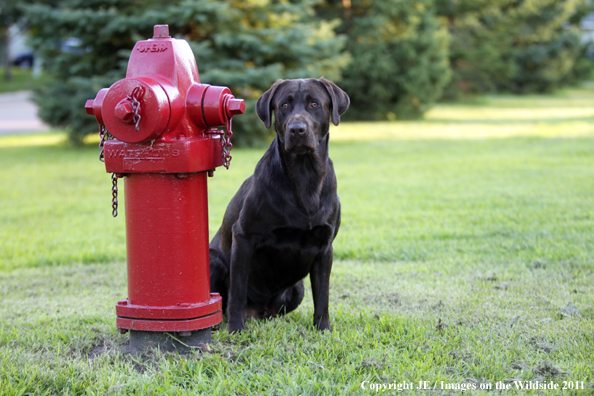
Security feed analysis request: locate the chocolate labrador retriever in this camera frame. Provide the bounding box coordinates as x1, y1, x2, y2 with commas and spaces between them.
209, 78, 349, 333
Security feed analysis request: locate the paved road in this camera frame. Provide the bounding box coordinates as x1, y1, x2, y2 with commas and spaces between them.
0, 91, 50, 135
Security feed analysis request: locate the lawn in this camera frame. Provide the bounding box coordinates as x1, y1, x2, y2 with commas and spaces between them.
0, 86, 593, 395
0, 68, 52, 94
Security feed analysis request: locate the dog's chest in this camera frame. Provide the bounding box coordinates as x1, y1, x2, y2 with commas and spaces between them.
271, 224, 333, 250
252, 224, 333, 282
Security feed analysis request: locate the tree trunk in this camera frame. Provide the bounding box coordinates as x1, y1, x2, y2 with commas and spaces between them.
342, 0, 351, 20
1, 27, 12, 82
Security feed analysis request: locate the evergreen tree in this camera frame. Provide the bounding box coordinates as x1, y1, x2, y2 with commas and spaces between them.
0, 0, 26, 81
24, 0, 349, 145
507, 0, 593, 93
321, 0, 452, 120
436, 0, 594, 97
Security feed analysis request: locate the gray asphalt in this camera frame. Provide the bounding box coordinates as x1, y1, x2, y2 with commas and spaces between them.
0, 90, 50, 135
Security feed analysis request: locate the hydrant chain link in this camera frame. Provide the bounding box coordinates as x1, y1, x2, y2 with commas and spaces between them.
111, 173, 118, 217
128, 86, 143, 132
98, 125, 110, 163
221, 118, 234, 169
98, 124, 119, 217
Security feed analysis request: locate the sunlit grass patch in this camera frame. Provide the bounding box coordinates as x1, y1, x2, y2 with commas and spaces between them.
333, 87, 594, 141
0, 131, 68, 148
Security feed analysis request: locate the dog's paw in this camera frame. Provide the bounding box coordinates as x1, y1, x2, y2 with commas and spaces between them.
314, 317, 332, 332
228, 322, 245, 334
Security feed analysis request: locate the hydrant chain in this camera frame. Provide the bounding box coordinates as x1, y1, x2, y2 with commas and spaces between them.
111, 173, 119, 217
98, 125, 110, 162
98, 124, 118, 217
128, 86, 143, 132
221, 118, 234, 169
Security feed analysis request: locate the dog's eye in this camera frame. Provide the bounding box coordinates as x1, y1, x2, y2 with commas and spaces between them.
311, 102, 318, 108
282, 103, 289, 109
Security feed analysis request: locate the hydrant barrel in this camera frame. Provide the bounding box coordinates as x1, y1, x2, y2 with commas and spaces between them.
125, 173, 210, 307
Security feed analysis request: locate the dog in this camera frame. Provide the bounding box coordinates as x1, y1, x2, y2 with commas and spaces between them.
209, 78, 349, 333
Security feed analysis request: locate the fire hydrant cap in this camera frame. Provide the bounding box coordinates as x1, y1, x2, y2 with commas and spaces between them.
228, 98, 245, 116
85, 100, 95, 115
102, 78, 171, 143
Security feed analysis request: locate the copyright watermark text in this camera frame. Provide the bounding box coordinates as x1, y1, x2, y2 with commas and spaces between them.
360, 380, 586, 392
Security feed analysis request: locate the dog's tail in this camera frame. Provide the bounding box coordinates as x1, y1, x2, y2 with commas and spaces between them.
209, 248, 230, 312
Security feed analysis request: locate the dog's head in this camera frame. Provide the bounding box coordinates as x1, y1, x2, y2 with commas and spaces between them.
256, 78, 350, 155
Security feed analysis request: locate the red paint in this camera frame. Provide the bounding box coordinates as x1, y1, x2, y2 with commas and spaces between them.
116, 294, 221, 320
117, 311, 223, 332
102, 77, 171, 143
103, 138, 224, 174
85, 24, 244, 333
124, 173, 210, 306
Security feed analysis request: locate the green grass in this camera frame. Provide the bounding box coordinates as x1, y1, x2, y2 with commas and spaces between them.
0, 68, 52, 93
1, 87, 593, 394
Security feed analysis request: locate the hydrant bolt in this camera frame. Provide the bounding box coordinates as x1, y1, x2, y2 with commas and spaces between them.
154, 24, 170, 39
114, 100, 135, 124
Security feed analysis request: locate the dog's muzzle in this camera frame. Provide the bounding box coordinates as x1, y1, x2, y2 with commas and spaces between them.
286, 121, 316, 154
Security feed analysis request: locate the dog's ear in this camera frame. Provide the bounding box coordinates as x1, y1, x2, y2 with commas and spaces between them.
319, 78, 350, 126
256, 79, 284, 129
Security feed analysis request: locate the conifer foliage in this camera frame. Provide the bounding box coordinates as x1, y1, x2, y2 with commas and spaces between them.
336, 0, 452, 120
435, 0, 593, 97
24, 0, 348, 145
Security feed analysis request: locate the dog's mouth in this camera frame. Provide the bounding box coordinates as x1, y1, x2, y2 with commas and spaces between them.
287, 144, 315, 155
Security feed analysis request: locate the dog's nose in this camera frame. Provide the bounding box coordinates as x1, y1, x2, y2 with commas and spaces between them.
289, 122, 307, 136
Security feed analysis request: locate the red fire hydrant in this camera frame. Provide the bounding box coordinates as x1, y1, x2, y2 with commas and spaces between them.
85, 25, 244, 351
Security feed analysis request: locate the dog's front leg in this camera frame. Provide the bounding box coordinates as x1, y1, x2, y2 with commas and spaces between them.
310, 246, 333, 331
227, 223, 253, 333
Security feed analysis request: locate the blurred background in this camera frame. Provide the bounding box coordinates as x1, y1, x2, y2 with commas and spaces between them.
1, 0, 593, 146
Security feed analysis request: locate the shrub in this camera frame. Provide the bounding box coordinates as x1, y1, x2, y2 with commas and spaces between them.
436, 0, 594, 97
337, 0, 452, 120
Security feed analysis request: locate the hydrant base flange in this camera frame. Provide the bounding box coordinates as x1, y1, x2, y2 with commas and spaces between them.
128, 329, 211, 353
116, 293, 222, 321
116, 309, 222, 333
